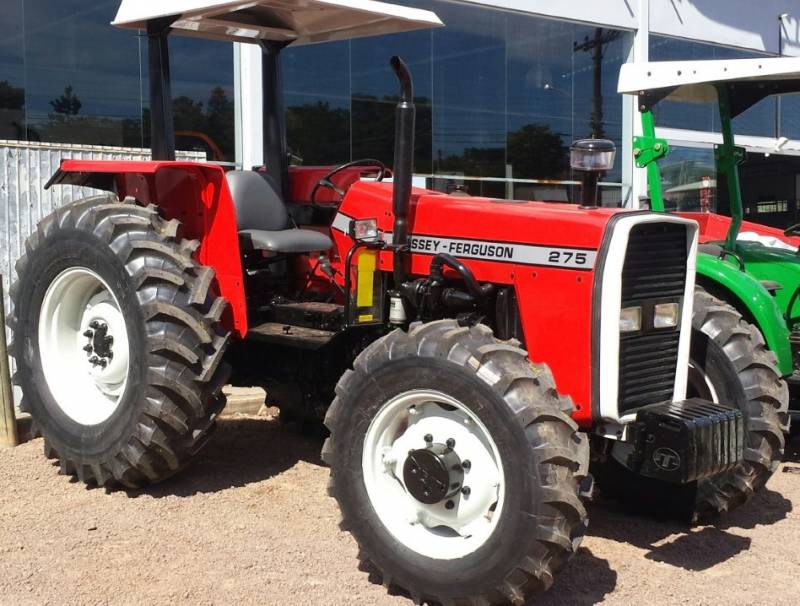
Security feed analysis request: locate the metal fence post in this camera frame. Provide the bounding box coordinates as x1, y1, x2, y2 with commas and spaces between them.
0, 277, 19, 448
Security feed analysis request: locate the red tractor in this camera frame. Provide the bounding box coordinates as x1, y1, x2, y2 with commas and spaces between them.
8, 2, 787, 605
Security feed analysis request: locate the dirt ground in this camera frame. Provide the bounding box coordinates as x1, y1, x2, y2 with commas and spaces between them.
1, 412, 800, 606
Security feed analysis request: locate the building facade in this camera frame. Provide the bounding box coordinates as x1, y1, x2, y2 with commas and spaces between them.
3, 1, 800, 220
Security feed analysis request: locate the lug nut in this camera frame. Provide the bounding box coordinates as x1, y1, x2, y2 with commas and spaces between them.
424, 434, 433, 444
461, 486, 471, 497
83, 330, 94, 338
89, 320, 100, 329
445, 500, 455, 510
446, 438, 456, 449
98, 359, 107, 369
462, 459, 471, 471
83, 344, 93, 353
89, 356, 99, 366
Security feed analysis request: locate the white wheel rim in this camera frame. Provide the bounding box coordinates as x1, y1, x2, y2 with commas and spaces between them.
688, 361, 720, 403
362, 389, 505, 560
38, 267, 130, 426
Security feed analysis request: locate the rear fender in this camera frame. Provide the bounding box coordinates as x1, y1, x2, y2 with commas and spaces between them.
47, 160, 247, 337
696, 253, 791, 375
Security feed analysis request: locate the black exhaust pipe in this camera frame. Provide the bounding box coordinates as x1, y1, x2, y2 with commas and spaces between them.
390, 56, 415, 288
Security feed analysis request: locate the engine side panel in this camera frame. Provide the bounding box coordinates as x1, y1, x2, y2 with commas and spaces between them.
335, 182, 622, 425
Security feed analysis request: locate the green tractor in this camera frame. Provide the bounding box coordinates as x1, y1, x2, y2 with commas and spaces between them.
619, 57, 800, 431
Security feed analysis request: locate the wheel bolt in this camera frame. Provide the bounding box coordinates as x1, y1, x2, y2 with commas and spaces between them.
462, 459, 471, 470
98, 359, 107, 369
83, 330, 93, 338
89, 356, 99, 366
461, 486, 471, 497
424, 434, 433, 444
445, 500, 455, 510
89, 320, 100, 329
83, 344, 93, 353
446, 438, 456, 449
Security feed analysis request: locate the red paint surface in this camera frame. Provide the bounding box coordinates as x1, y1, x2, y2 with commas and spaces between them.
680, 211, 800, 247
57, 160, 247, 337
335, 182, 623, 425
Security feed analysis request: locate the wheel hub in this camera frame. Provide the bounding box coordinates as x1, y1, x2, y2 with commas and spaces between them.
362, 389, 505, 560
38, 267, 130, 426
83, 320, 114, 368
403, 442, 464, 505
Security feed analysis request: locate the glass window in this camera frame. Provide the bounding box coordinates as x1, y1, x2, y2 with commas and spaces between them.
659, 146, 717, 212
22, 0, 143, 147
351, 27, 433, 174
649, 35, 775, 137
430, 1, 507, 181
0, 0, 25, 140
166, 37, 235, 162
280, 0, 628, 202
284, 41, 350, 165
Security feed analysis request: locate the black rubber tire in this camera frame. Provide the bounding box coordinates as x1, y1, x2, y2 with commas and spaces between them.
8, 195, 231, 488
690, 286, 789, 520
594, 287, 789, 522
322, 320, 589, 606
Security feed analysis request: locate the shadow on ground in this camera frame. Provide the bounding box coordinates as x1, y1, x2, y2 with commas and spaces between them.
587, 482, 792, 574
113, 416, 321, 498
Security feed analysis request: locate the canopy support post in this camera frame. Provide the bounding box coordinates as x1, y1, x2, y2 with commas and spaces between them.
147, 17, 176, 161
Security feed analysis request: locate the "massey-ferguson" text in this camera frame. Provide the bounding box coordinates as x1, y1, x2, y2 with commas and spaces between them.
410, 237, 514, 260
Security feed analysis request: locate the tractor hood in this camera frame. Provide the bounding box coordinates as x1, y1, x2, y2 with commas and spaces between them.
338, 182, 628, 261
113, 0, 443, 45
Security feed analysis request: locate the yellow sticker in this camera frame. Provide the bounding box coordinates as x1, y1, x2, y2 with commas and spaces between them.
356, 250, 377, 308
358, 314, 374, 323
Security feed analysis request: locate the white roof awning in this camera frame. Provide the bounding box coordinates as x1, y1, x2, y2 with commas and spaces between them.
618, 57, 800, 103
113, 0, 442, 46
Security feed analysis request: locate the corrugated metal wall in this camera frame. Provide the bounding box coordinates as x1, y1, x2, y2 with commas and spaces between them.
0, 140, 204, 409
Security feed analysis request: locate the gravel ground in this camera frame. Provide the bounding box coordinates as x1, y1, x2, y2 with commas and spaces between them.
1, 413, 799, 606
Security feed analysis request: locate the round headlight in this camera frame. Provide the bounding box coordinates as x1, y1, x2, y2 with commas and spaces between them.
570, 138, 616, 172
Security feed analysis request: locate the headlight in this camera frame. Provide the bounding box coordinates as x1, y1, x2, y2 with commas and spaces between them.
654, 302, 680, 329
619, 306, 642, 333
351, 218, 379, 242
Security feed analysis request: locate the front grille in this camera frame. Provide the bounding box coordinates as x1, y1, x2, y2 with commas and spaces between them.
618, 222, 688, 414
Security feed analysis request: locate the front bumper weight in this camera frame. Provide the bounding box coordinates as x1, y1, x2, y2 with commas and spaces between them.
621, 398, 744, 484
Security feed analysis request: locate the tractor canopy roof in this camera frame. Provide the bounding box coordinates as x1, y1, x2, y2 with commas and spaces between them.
618, 57, 800, 116
113, 0, 442, 45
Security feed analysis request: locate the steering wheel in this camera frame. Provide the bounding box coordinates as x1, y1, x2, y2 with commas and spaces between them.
785, 223, 800, 237
310, 159, 387, 204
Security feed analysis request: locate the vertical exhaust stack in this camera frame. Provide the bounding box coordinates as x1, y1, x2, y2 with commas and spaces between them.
390, 56, 415, 287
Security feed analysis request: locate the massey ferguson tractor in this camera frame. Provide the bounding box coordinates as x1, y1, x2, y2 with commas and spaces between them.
6, 2, 788, 605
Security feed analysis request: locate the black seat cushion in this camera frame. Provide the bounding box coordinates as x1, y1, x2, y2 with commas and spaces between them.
226, 170, 332, 254
239, 228, 332, 253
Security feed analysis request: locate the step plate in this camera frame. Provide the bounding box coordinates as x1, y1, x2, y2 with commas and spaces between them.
247, 322, 335, 350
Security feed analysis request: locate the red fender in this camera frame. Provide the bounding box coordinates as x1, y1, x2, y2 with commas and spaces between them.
47, 160, 247, 337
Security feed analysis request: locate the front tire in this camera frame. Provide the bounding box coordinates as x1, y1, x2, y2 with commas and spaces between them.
323, 320, 589, 605
9, 195, 231, 487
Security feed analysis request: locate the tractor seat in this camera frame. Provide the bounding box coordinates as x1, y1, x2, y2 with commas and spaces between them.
226, 170, 333, 254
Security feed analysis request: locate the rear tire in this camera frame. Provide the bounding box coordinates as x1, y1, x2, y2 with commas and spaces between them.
9, 195, 231, 488
323, 320, 589, 605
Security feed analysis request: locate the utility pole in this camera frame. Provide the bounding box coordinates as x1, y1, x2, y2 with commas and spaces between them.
0, 278, 18, 448
574, 28, 622, 139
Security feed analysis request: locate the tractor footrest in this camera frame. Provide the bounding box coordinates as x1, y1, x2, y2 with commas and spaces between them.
271, 301, 344, 332
247, 322, 335, 350
625, 399, 744, 484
